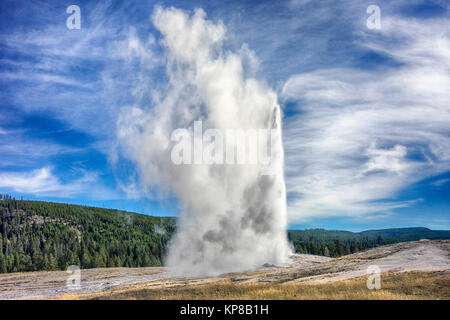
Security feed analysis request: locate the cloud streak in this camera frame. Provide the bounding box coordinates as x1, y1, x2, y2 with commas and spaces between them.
282, 14, 450, 222
0, 166, 123, 200
0, 167, 89, 196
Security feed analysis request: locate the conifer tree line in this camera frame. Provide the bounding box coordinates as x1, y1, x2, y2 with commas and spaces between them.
287, 227, 450, 257
1, 195, 448, 273
0, 195, 175, 273
288, 231, 385, 257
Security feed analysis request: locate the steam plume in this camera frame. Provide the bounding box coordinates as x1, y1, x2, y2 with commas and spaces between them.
118, 6, 290, 276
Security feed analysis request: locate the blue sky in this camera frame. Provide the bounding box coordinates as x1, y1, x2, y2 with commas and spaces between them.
0, 0, 449, 231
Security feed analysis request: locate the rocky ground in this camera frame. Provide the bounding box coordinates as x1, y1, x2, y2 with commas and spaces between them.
0, 239, 448, 300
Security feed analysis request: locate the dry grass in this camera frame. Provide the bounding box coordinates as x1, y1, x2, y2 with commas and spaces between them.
68, 271, 450, 300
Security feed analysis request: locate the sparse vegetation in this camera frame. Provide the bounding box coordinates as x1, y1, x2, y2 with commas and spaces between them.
73, 271, 450, 300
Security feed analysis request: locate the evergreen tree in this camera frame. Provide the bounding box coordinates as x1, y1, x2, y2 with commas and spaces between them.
0, 197, 175, 273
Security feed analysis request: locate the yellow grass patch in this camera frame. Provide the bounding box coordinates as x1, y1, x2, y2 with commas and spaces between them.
67, 271, 450, 300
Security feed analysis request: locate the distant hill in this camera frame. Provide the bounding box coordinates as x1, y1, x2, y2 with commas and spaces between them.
358, 227, 450, 240
287, 227, 450, 257
0, 195, 175, 273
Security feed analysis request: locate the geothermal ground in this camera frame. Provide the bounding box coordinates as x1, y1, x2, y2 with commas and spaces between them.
0, 240, 449, 300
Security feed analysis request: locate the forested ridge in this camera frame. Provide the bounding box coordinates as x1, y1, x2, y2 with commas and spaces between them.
288, 227, 450, 257
1, 195, 449, 273
0, 195, 175, 273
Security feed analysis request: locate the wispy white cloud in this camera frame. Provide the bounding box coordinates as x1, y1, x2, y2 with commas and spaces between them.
282, 14, 450, 222
0, 167, 120, 200
0, 167, 82, 195
0, 125, 87, 167
0, 1, 164, 202
0, 71, 89, 88
0, 1, 130, 136
2, 0, 449, 222
431, 178, 450, 187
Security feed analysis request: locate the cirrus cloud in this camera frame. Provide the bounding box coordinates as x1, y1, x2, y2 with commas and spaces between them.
282, 14, 450, 222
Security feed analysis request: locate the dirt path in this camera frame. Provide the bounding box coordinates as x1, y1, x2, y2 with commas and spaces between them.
0, 240, 448, 300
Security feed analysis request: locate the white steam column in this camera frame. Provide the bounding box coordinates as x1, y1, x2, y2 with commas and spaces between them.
118, 6, 290, 276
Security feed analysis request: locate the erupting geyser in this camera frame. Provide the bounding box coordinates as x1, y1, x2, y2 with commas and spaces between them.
118, 6, 290, 276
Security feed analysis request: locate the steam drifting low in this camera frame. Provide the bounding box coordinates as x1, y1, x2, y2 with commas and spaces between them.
118, 6, 290, 276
